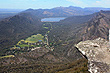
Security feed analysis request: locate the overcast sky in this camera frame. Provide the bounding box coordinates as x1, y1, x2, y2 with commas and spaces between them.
0, 0, 110, 9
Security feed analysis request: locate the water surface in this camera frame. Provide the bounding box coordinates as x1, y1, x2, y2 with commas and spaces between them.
41, 17, 66, 22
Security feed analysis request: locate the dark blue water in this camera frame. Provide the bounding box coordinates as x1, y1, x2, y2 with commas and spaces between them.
41, 17, 66, 22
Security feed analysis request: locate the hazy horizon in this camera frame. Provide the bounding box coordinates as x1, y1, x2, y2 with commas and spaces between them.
0, 6, 110, 10
0, 0, 110, 9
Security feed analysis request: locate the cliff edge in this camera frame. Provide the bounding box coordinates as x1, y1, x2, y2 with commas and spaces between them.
75, 38, 110, 73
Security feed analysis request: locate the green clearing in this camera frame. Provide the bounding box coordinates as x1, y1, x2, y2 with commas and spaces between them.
17, 40, 25, 45
25, 34, 44, 43
43, 27, 49, 29
16, 34, 44, 47
19, 44, 30, 48
19, 44, 36, 48
0, 55, 14, 59
42, 23, 51, 29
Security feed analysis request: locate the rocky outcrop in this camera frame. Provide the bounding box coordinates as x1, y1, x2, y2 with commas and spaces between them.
75, 38, 110, 73
81, 11, 110, 41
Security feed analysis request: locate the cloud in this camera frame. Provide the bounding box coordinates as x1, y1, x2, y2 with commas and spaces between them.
66, 0, 83, 5
66, 0, 110, 8
32, 0, 36, 1
93, 0, 110, 7
96, 1, 100, 3
10, 0, 36, 1
66, 0, 88, 7
66, 0, 82, 4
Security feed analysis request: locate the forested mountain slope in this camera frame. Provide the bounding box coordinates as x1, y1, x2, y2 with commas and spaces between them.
0, 12, 42, 53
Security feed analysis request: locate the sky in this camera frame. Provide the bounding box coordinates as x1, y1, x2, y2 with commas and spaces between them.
0, 0, 110, 9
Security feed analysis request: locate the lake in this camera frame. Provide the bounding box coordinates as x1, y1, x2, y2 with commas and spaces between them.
41, 17, 66, 22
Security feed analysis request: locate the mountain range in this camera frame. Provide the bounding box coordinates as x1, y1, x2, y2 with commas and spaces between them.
23, 6, 110, 18
0, 6, 110, 73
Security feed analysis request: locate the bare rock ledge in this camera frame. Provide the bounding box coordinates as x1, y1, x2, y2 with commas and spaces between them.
75, 37, 110, 73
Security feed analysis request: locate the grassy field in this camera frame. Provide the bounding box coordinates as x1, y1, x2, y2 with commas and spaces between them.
0, 55, 14, 59
43, 27, 49, 29
17, 34, 44, 45
16, 34, 44, 48
19, 44, 30, 47
25, 34, 44, 43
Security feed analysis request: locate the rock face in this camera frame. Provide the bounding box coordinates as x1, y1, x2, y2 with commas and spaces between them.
81, 11, 110, 41
75, 38, 110, 73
